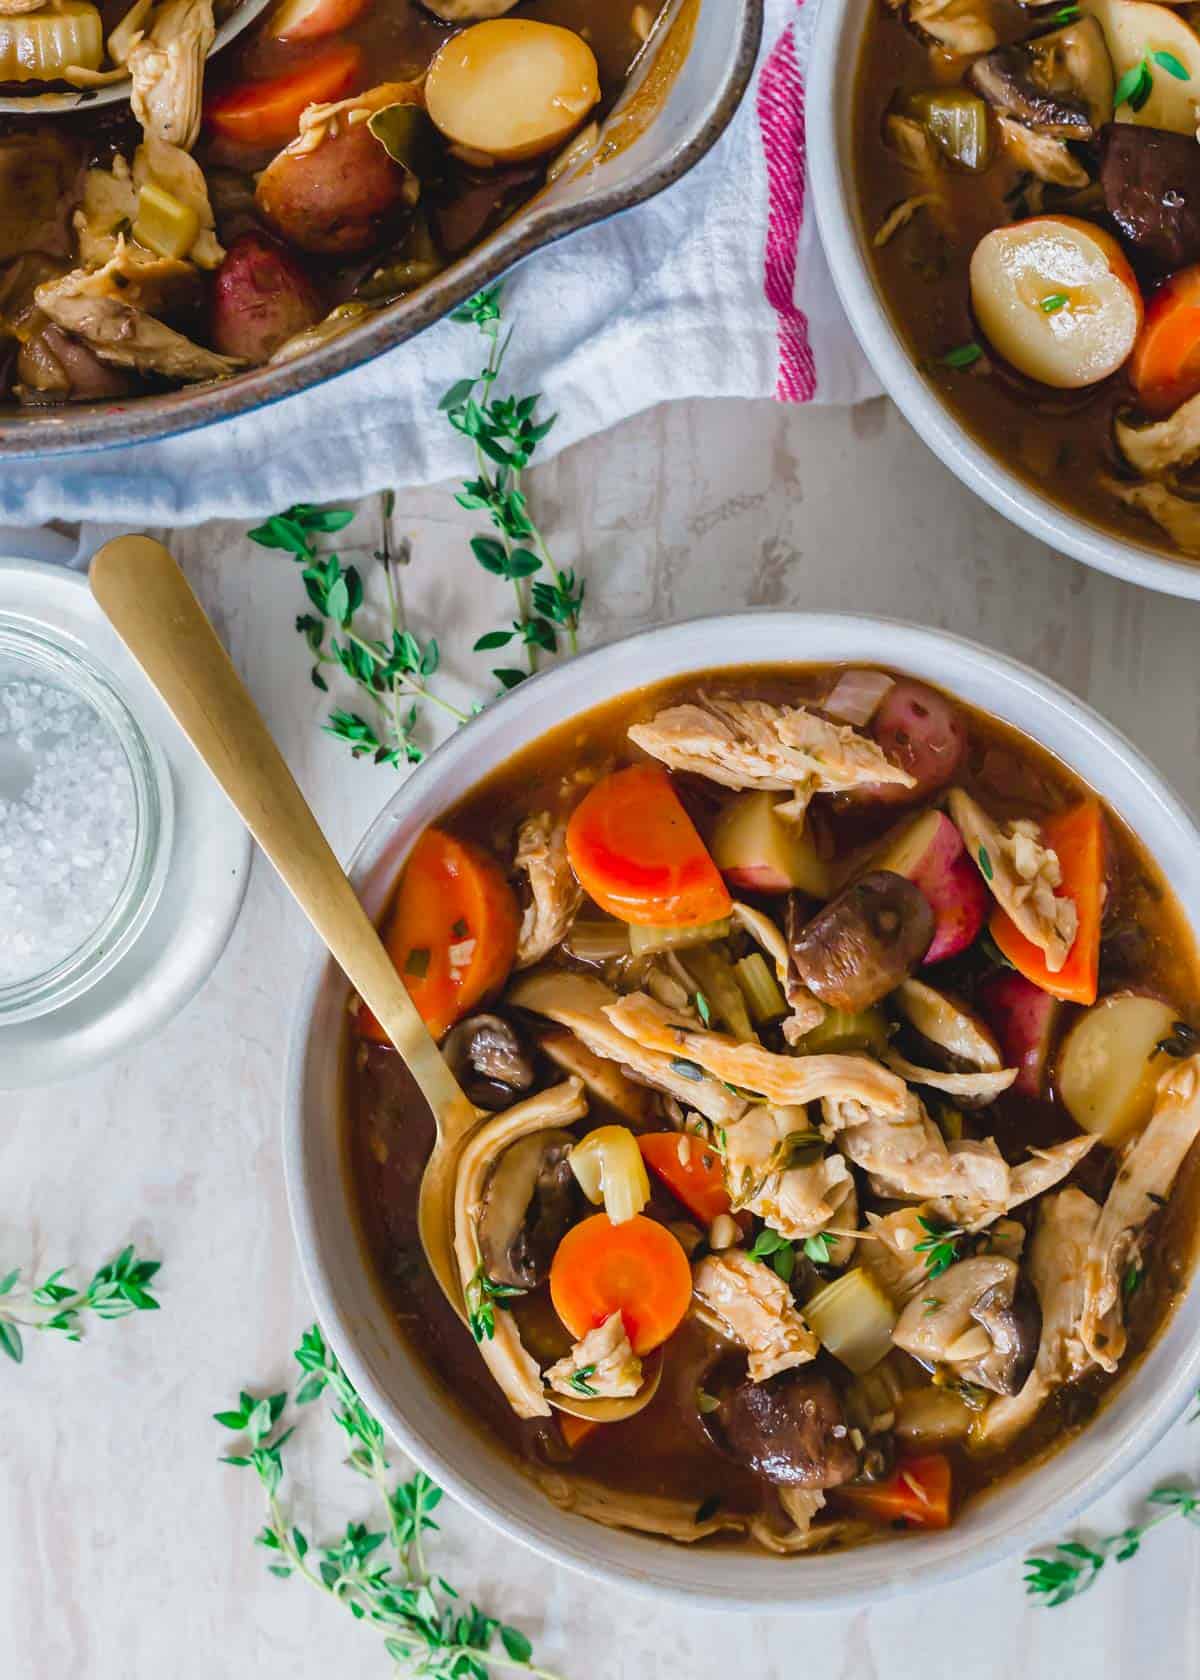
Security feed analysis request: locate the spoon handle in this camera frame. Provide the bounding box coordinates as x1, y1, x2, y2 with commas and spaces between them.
89, 534, 469, 1125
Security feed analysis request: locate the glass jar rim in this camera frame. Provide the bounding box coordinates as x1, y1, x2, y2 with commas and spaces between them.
0, 615, 174, 1023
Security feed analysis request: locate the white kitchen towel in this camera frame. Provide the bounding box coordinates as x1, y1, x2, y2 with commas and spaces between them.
0, 0, 879, 529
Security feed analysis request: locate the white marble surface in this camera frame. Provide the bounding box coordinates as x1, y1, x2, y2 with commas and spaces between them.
6, 394, 1200, 1679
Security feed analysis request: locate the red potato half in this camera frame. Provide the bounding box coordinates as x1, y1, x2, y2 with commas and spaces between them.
856, 680, 967, 807
210, 231, 322, 363
875, 809, 987, 963
976, 969, 1063, 1098
269, 0, 368, 39
709, 790, 831, 896
256, 117, 412, 255
1056, 991, 1178, 1143
970, 216, 1143, 389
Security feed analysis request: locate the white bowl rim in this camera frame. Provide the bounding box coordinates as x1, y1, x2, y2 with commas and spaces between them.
283, 610, 1200, 1610
806, 0, 1200, 604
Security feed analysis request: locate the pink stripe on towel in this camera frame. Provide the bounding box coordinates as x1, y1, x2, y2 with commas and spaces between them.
757, 7, 817, 403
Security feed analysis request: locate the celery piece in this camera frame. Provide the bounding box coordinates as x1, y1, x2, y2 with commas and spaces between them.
563, 920, 630, 963
908, 89, 991, 173
627, 917, 732, 958
732, 952, 788, 1025
569, 1125, 650, 1225
804, 1268, 898, 1375
681, 944, 755, 1042
793, 1006, 888, 1057
133, 181, 200, 261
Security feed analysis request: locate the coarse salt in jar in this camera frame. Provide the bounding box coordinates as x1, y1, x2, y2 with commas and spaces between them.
0, 615, 172, 1024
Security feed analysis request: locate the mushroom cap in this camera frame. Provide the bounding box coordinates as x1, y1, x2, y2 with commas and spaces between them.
893, 1254, 1041, 1396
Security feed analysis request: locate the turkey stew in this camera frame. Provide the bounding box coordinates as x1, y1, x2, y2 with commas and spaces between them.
0, 0, 663, 404
855, 0, 1200, 560
345, 665, 1200, 1554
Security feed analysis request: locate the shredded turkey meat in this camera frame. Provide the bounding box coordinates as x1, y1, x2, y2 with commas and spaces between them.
882, 1047, 1018, 1103
1116, 392, 1200, 480
1079, 1055, 1200, 1371
627, 694, 913, 819
948, 790, 1078, 973
126, 0, 215, 151
907, 0, 996, 54
602, 992, 912, 1111
35, 242, 241, 382
997, 116, 1089, 188
723, 1106, 855, 1239
1103, 478, 1200, 556
507, 971, 747, 1124
692, 1250, 819, 1381
545, 1312, 642, 1400
971, 1187, 1099, 1450
513, 813, 583, 969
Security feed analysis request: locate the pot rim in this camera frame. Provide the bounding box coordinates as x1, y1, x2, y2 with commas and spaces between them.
0, 0, 764, 460
282, 610, 1200, 1609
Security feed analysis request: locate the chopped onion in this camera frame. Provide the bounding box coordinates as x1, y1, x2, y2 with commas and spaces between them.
821, 669, 895, 727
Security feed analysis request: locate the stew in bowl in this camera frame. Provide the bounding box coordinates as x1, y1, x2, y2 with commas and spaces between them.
338, 652, 1200, 1559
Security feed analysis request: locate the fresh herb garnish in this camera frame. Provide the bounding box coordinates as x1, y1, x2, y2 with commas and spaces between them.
465, 1265, 526, 1344
696, 1388, 721, 1414
444, 288, 583, 689
1114, 58, 1155, 111
943, 341, 984, 370
914, 1216, 965, 1280
977, 845, 995, 881
923, 1296, 942, 1316
803, 1231, 838, 1265
670, 1057, 706, 1082
695, 990, 712, 1028
218, 1324, 560, 1677
0, 1244, 161, 1364
567, 1364, 598, 1397
1044, 2, 1079, 21
249, 496, 469, 769
748, 1227, 797, 1282
1123, 1262, 1143, 1300
1025, 1485, 1200, 1605
1039, 293, 1069, 314
1152, 48, 1190, 80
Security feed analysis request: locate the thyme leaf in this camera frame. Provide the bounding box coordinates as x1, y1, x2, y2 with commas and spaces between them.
0, 1244, 161, 1363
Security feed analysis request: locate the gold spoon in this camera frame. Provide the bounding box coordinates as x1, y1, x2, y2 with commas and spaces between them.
89, 535, 659, 1424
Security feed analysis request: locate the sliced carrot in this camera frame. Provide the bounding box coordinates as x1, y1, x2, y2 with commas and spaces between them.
834, 1452, 952, 1530
558, 1414, 600, 1451
1131, 263, 1200, 418
205, 44, 362, 145
550, 1213, 692, 1356
565, 764, 732, 928
358, 827, 520, 1044
990, 801, 1104, 1006
638, 1132, 731, 1226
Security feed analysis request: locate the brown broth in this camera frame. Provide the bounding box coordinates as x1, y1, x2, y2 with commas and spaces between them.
344, 665, 1200, 1547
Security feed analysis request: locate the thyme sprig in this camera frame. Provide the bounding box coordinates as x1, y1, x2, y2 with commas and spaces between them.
465, 1265, 527, 1344
443, 288, 583, 688
0, 1244, 160, 1364
218, 1323, 563, 1680
1025, 1485, 1200, 1605
249, 496, 470, 769
914, 1216, 965, 1280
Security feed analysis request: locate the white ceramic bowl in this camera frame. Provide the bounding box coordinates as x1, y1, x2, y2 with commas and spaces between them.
284, 612, 1200, 1610
807, 0, 1200, 603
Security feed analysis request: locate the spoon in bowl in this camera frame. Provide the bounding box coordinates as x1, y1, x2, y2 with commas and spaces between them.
89, 534, 660, 1424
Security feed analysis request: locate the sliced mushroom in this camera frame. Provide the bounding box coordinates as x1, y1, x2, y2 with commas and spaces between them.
442, 1013, 535, 1110
893, 977, 1002, 1070
996, 115, 1090, 189
535, 1025, 651, 1123
789, 871, 934, 1012
892, 1255, 1041, 1395
477, 1127, 580, 1289
717, 1370, 861, 1488
968, 18, 1113, 140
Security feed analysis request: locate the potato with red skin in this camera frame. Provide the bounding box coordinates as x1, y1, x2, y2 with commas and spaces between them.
256, 119, 412, 255
976, 970, 1063, 1099
210, 232, 322, 363
857, 680, 967, 806
875, 809, 987, 964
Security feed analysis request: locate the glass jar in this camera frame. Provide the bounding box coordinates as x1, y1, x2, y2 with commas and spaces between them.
0, 615, 173, 1024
